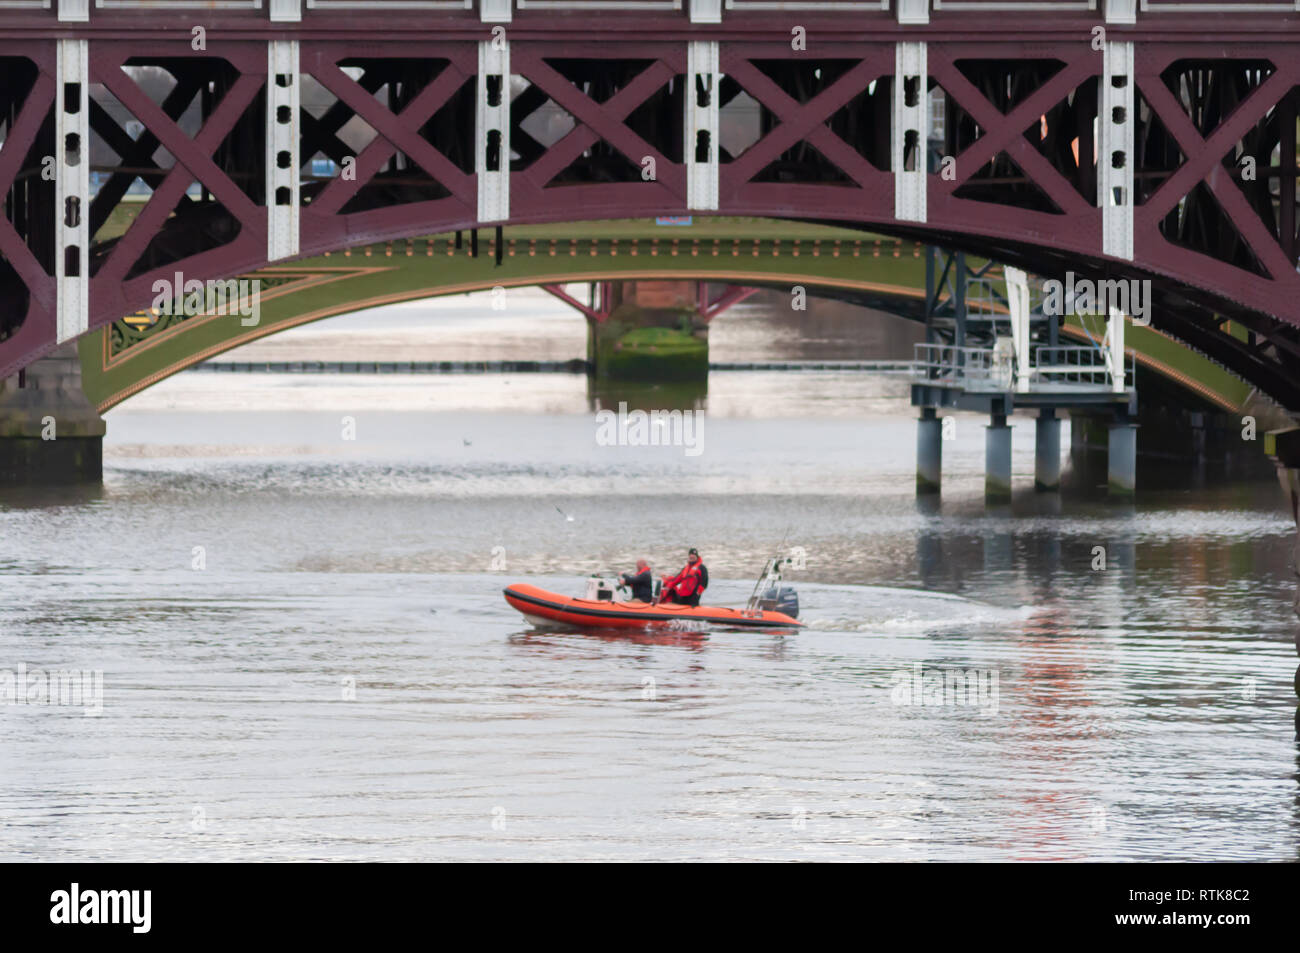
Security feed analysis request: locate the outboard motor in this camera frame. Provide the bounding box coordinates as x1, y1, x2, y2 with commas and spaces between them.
584, 576, 618, 602
746, 555, 800, 619
758, 586, 799, 619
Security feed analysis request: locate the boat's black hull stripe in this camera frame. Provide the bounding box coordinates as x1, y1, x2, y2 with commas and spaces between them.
505, 588, 796, 629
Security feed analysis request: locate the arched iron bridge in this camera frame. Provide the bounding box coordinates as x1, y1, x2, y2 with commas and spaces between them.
1, 1, 1299, 405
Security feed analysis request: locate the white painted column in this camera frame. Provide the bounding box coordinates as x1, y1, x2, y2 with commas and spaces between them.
57, 0, 89, 22
1100, 41, 1134, 261
56, 39, 89, 344
1107, 305, 1126, 393
477, 38, 510, 223
481, 0, 512, 22
1004, 265, 1031, 394
686, 40, 719, 211
893, 41, 928, 223
269, 0, 301, 21
896, 0, 928, 25
689, 0, 721, 23
1103, 0, 1135, 24
266, 40, 300, 261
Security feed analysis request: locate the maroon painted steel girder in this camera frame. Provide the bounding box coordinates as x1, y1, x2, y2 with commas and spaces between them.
1, 29, 1300, 406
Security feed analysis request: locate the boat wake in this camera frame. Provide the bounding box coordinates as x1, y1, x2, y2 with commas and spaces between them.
794, 584, 1033, 634
664, 618, 712, 633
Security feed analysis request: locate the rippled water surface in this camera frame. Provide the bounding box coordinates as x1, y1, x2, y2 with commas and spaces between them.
1, 300, 1297, 861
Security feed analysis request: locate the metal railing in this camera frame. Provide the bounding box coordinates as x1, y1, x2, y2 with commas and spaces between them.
964, 277, 1004, 319
17, 0, 1297, 22
1031, 345, 1134, 388
914, 342, 1134, 393
913, 343, 997, 387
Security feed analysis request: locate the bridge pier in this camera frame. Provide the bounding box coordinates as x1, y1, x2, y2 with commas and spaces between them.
985, 413, 1012, 502
587, 281, 708, 382
1035, 409, 1061, 492
1108, 418, 1138, 497
1263, 428, 1300, 719
0, 343, 105, 485
916, 407, 942, 495
1069, 411, 1142, 495
1266, 429, 1300, 621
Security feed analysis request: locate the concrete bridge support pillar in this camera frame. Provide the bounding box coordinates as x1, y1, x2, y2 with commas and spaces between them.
1108, 419, 1138, 497
1263, 427, 1300, 720
916, 407, 942, 495
0, 343, 105, 484
985, 413, 1012, 502
1266, 429, 1300, 620
1035, 409, 1061, 492
588, 280, 708, 381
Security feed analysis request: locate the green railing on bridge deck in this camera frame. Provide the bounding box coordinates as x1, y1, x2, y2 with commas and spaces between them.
78, 216, 1249, 414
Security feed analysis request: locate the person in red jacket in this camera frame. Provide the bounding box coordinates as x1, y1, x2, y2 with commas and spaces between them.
660, 548, 708, 606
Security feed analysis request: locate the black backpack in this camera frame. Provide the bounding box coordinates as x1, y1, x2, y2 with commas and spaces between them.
698, 563, 708, 591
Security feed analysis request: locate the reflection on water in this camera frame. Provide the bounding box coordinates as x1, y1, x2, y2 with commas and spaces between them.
587, 377, 708, 413
0, 365, 1297, 861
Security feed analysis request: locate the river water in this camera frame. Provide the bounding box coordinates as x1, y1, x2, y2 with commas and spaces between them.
1, 291, 1298, 861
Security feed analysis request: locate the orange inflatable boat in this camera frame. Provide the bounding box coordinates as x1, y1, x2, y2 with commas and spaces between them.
503, 583, 801, 630
503, 560, 802, 631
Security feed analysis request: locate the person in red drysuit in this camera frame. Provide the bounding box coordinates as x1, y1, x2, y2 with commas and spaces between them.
660, 548, 708, 607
